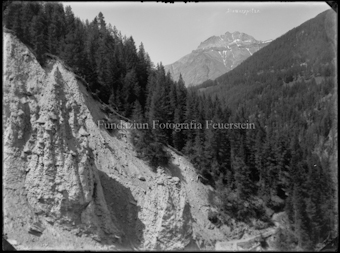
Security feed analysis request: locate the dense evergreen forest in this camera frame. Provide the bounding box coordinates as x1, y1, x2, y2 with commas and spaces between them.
3, 2, 337, 250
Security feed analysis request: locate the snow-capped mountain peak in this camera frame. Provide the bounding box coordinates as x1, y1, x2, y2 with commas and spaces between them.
165, 31, 271, 87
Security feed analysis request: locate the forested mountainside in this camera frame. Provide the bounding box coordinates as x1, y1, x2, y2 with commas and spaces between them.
3, 2, 338, 251
164, 31, 270, 87
197, 9, 337, 250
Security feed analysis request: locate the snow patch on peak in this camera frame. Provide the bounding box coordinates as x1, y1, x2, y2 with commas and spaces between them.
262, 39, 273, 43
218, 51, 228, 67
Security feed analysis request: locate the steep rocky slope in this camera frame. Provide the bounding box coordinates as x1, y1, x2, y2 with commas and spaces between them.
165, 31, 271, 87
2, 30, 240, 250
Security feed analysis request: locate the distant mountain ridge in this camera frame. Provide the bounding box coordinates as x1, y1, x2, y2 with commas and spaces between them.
165, 31, 271, 87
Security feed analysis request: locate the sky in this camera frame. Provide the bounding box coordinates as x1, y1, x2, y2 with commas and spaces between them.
67, 2, 331, 65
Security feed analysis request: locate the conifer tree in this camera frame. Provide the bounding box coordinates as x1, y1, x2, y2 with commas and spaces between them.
12, 6, 23, 38
132, 100, 144, 122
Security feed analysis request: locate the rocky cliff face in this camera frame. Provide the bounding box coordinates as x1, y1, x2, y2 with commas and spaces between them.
165, 31, 271, 87
3, 31, 229, 250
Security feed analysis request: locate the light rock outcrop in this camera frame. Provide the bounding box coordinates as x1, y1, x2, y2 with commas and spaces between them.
139, 169, 192, 250
3, 31, 122, 247
3, 31, 229, 250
